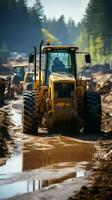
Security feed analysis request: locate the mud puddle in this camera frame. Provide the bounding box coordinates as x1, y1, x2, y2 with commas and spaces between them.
0, 168, 86, 199
0, 99, 96, 199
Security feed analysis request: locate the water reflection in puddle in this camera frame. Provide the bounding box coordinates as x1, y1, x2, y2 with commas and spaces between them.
0, 169, 85, 199
11, 107, 22, 127
23, 137, 95, 170
0, 181, 30, 199
0, 154, 22, 176
0, 136, 95, 199
0, 135, 95, 173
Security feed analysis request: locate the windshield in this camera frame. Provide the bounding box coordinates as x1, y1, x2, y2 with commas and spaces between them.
14, 67, 25, 80
48, 52, 71, 73
45, 51, 74, 85
44, 48, 77, 85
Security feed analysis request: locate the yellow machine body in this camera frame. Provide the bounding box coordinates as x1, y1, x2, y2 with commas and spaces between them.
34, 46, 88, 128
23, 45, 91, 131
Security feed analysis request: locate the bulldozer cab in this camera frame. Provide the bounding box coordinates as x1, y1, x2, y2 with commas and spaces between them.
42, 46, 79, 85
42, 46, 91, 85
29, 43, 91, 89
42, 47, 79, 85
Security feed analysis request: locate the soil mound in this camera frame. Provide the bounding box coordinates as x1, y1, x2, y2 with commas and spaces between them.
69, 65, 112, 200
0, 109, 11, 157
91, 65, 112, 133
69, 141, 112, 200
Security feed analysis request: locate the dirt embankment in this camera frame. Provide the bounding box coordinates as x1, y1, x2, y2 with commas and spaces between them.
92, 65, 112, 133
101, 92, 112, 133
69, 65, 112, 200
0, 108, 11, 157
69, 140, 112, 200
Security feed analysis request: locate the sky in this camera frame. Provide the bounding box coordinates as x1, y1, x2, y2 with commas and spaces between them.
27, 0, 89, 24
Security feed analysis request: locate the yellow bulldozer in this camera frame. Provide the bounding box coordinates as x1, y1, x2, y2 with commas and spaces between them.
22, 41, 101, 134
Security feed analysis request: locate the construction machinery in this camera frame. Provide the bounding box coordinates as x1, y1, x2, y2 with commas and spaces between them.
11, 64, 28, 94
22, 71, 39, 91
22, 41, 101, 134
11, 63, 35, 94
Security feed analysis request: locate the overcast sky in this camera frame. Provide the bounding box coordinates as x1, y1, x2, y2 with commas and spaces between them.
28, 0, 89, 24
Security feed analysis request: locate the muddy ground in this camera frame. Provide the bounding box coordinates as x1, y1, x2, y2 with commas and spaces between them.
0, 67, 112, 200
0, 107, 11, 157
69, 140, 112, 200
68, 68, 112, 200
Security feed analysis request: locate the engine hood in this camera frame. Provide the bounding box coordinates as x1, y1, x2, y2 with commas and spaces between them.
49, 72, 75, 83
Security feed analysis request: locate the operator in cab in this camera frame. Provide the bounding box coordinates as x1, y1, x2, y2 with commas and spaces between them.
52, 57, 65, 72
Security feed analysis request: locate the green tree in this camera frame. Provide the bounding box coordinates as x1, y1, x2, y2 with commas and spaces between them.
83, 0, 112, 63
67, 17, 76, 44
42, 15, 70, 45
28, 0, 43, 51
56, 15, 69, 44
0, 0, 43, 52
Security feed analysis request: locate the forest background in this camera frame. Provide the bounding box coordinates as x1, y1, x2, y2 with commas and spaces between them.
0, 0, 112, 64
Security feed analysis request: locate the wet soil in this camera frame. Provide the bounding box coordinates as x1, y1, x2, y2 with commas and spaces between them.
68, 69, 112, 200
0, 107, 11, 157
101, 92, 112, 133
69, 140, 112, 200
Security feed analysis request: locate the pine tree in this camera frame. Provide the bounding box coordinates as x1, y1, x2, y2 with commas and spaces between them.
0, 0, 43, 52
56, 15, 69, 44
67, 18, 76, 44
28, 0, 43, 51
84, 0, 112, 63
